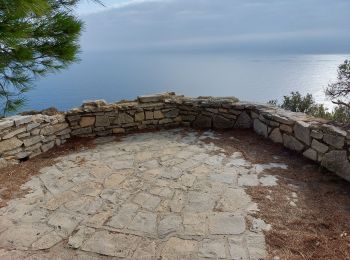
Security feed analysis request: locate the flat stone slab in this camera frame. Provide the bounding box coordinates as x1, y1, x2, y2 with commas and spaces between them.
0, 129, 280, 259
209, 213, 246, 235
81, 230, 140, 257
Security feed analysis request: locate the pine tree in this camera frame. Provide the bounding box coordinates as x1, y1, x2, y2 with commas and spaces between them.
326, 60, 350, 109
0, 0, 100, 116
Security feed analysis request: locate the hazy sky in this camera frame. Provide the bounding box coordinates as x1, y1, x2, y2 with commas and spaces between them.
79, 0, 350, 54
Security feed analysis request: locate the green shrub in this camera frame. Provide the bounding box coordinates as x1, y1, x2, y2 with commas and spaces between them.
269, 91, 350, 123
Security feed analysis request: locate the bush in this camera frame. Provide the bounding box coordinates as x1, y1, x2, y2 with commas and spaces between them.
269, 91, 350, 123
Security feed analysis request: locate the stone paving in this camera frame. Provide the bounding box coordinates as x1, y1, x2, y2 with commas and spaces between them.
0, 129, 286, 259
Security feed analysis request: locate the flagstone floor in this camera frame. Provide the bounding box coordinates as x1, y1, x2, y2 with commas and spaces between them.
0, 129, 287, 259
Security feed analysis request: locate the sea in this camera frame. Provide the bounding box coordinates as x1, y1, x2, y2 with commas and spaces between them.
22, 52, 349, 112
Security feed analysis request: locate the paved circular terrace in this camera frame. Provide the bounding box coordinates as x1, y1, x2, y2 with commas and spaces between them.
0, 129, 290, 259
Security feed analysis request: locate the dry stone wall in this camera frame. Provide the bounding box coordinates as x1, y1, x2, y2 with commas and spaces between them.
174, 95, 350, 182
0, 114, 70, 167
0, 92, 349, 182
66, 93, 182, 137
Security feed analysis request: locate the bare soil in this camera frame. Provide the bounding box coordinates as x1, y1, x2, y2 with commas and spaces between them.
206, 129, 350, 260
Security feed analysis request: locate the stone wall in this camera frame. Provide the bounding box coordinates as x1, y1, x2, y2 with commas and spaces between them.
0, 92, 349, 182
173, 96, 350, 182
66, 93, 181, 137
0, 114, 70, 167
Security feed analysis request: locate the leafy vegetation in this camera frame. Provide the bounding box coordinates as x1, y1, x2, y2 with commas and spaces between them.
0, 0, 101, 116
326, 60, 350, 109
269, 60, 350, 124
269, 91, 350, 123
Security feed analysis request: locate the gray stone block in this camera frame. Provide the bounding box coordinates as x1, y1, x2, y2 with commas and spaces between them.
253, 119, 268, 137
23, 136, 42, 147
294, 121, 311, 145
311, 139, 329, 154
303, 148, 317, 161
269, 128, 283, 143
323, 134, 345, 149
322, 150, 350, 181
283, 134, 305, 152
114, 113, 134, 124
0, 138, 23, 153
95, 116, 110, 127
234, 111, 252, 129
0, 120, 14, 131
193, 115, 212, 128
213, 115, 234, 129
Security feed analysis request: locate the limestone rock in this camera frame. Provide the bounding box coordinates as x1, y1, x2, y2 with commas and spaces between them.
138, 94, 164, 103
2, 127, 26, 139
145, 111, 153, 120
193, 115, 212, 128
95, 115, 110, 127
294, 121, 311, 145
209, 213, 246, 235
40, 123, 69, 135
198, 239, 227, 259
82, 99, 108, 108
323, 134, 345, 149
234, 111, 252, 128
164, 109, 179, 118
128, 211, 157, 235
113, 127, 125, 134
14, 115, 32, 126
23, 136, 42, 147
158, 214, 182, 238
228, 237, 248, 259
269, 128, 283, 143
303, 148, 317, 161
321, 124, 347, 137
114, 113, 134, 124
160, 237, 198, 258
0, 223, 52, 250
154, 110, 164, 119
135, 112, 145, 121
81, 231, 139, 257
80, 117, 95, 127
246, 233, 267, 260
0, 119, 14, 130
48, 211, 83, 237
311, 139, 329, 154
280, 124, 293, 133
71, 127, 92, 136
213, 115, 234, 129
41, 141, 55, 152
159, 118, 173, 124
270, 114, 294, 125
0, 138, 23, 153
68, 226, 95, 249
283, 134, 304, 152
311, 130, 323, 139
321, 150, 350, 181
253, 119, 268, 137
31, 231, 62, 250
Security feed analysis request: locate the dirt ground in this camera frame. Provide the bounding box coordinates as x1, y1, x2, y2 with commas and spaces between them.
206, 129, 350, 260
0, 129, 349, 259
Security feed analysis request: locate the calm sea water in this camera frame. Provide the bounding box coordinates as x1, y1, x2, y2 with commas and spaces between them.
23, 52, 350, 111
